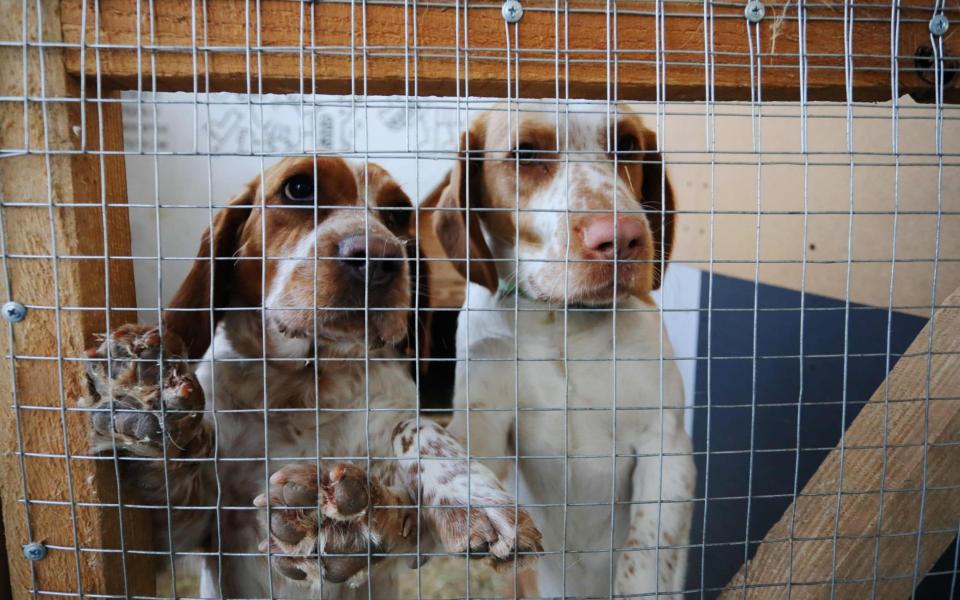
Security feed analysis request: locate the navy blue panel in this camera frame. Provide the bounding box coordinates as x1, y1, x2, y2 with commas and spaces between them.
685, 273, 956, 599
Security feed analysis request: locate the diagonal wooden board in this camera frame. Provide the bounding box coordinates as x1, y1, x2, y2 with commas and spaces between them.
718, 284, 960, 599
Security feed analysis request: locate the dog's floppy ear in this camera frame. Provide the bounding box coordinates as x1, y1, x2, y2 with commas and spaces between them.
428, 122, 498, 293
638, 127, 676, 291
163, 183, 256, 359
402, 239, 433, 382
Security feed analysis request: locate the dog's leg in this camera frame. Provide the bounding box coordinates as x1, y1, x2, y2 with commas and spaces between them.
80, 324, 214, 552
256, 462, 416, 586
446, 344, 540, 592
446, 409, 516, 483
391, 418, 543, 573
449, 409, 541, 598
615, 416, 694, 599
516, 567, 541, 599
445, 336, 519, 483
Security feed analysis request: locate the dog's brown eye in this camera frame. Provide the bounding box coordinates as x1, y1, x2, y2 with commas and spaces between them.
282, 174, 315, 204
512, 142, 539, 165
616, 134, 638, 154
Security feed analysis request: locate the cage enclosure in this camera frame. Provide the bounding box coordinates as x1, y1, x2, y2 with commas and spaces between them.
0, 1, 958, 599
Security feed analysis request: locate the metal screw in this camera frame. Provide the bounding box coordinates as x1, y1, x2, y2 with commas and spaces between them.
2, 301, 26, 323
744, 0, 765, 23
22, 543, 46, 561
502, 0, 523, 24
929, 14, 949, 37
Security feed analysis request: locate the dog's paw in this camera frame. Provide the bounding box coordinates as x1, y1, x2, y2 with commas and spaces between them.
82, 324, 205, 457
427, 477, 543, 572
392, 419, 543, 571
255, 462, 415, 585
83, 324, 187, 389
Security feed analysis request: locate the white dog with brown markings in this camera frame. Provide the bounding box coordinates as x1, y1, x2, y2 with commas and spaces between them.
429, 103, 695, 598
80, 156, 542, 599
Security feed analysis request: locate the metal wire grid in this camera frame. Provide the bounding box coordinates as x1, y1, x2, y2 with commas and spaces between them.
0, 0, 958, 599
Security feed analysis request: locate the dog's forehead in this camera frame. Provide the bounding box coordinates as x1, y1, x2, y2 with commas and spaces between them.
485, 102, 638, 152
256, 157, 405, 207
258, 156, 358, 200
348, 160, 408, 206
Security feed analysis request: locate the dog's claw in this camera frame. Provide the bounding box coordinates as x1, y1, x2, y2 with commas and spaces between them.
276, 558, 308, 581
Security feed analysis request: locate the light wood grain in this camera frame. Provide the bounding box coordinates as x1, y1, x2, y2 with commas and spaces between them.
0, 1, 151, 598
718, 285, 960, 600
59, 0, 958, 102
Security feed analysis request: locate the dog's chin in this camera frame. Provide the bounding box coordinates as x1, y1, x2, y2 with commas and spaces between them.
527, 265, 648, 307
561, 286, 634, 308
270, 309, 408, 351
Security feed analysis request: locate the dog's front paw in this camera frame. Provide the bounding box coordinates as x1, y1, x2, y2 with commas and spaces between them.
393, 420, 543, 571
81, 324, 206, 458
255, 462, 415, 585
427, 471, 543, 572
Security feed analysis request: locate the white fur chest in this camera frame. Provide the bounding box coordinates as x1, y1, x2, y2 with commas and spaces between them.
452, 283, 688, 596
195, 331, 416, 459
455, 284, 685, 435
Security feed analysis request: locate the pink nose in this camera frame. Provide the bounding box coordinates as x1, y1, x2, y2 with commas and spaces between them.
581, 216, 646, 260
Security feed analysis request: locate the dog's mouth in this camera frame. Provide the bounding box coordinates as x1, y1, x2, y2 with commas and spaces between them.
523, 262, 646, 307
571, 282, 633, 307
528, 283, 630, 308
269, 308, 408, 349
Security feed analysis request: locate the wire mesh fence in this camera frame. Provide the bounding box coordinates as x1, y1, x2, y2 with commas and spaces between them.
0, 1, 958, 599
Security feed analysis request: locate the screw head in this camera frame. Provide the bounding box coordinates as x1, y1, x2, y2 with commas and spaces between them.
2, 301, 26, 323
22, 543, 46, 561
502, 0, 523, 24
744, 0, 765, 23
929, 14, 949, 36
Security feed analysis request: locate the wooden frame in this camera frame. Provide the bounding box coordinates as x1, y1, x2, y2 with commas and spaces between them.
59, 0, 957, 102
0, 0, 956, 597
0, 2, 152, 598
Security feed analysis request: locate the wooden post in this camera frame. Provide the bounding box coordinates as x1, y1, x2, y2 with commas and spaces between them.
718, 285, 960, 600
0, 1, 151, 598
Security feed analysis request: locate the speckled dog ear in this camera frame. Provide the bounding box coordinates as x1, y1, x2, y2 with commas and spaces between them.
163, 182, 256, 359
428, 119, 499, 294
637, 126, 675, 292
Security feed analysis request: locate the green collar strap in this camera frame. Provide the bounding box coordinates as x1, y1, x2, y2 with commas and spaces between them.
497, 278, 615, 310
497, 279, 535, 302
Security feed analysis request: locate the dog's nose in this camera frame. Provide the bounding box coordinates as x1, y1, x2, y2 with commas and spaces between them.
581, 216, 646, 260
337, 235, 404, 286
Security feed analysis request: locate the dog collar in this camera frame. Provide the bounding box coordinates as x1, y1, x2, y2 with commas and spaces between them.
497, 279, 535, 301
497, 279, 615, 310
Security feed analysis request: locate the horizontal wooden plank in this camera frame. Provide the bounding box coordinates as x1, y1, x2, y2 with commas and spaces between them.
59, 0, 958, 102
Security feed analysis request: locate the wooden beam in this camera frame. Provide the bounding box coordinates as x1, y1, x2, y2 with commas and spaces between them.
717, 284, 960, 600
0, 1, 151, 598
59, 0, 958, 102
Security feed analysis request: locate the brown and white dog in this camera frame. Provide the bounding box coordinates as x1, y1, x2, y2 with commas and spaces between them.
80, 156, 541, 598
429, 103, 695, 598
